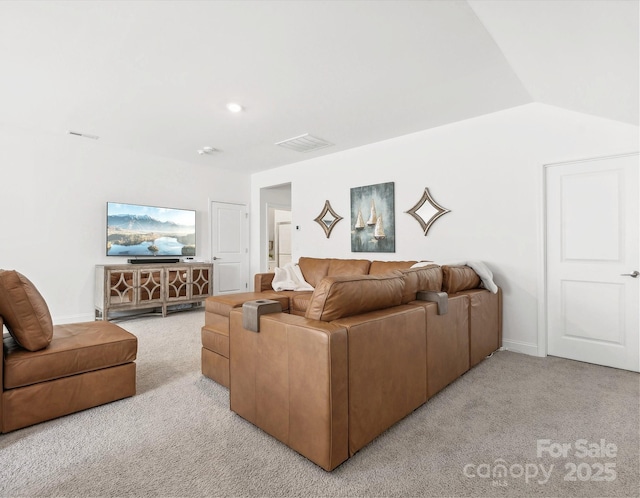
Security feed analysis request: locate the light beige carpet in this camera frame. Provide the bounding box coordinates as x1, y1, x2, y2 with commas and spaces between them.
1, 309, 638, 497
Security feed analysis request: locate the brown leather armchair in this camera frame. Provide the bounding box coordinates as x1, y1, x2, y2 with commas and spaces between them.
0, 270, 137, 433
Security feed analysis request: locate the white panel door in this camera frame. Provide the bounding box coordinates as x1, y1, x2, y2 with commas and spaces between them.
546, 154, 639, 372
210, 201, 249, 295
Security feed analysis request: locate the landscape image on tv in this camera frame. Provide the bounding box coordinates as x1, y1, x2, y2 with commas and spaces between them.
107, 202, 196, 257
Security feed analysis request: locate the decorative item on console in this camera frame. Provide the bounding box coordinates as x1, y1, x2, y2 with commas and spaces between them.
350, 182, 395, 252
405, 187, 451, 236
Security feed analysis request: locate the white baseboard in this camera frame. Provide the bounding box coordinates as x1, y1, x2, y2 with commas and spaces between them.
501, 339, 541, 357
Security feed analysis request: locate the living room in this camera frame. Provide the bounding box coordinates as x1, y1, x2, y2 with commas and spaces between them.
1, 1, 638, 496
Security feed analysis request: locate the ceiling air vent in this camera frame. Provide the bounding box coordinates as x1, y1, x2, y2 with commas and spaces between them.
67, 130, 99, 140
275, 133, 333, 153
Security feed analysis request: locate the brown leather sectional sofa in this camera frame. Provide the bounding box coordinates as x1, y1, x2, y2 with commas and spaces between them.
201, 257, 501, 470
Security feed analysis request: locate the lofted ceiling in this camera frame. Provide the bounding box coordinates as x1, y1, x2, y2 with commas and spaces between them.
0, 0, 637, 173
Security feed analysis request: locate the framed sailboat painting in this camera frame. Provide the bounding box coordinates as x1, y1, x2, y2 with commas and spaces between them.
350, 182, 395, 252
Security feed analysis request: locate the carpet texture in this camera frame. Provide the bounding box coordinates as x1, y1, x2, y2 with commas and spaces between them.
1, 310, 638, 497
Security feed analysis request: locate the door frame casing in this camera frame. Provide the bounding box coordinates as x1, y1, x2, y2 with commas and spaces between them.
538, 152, 640, 359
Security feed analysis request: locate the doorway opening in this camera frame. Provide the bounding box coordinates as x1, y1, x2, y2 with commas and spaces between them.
268, 210, 292, 271
260, 183, 291, 273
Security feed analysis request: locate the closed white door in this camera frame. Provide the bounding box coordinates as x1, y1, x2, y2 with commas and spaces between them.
546, 154, 639, 372
210, 201, 249, 295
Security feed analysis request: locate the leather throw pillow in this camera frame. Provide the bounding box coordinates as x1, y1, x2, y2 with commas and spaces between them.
0, 270, 53, 351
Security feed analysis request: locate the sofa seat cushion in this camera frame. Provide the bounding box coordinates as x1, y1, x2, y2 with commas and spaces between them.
3, 321, 137, 389
0, 270, 53, 351
306, 274, 405, 322
205, 292, 290, 317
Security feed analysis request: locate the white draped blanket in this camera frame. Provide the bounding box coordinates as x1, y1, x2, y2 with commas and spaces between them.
463, 260, 498, 293
271, 262, 315, 292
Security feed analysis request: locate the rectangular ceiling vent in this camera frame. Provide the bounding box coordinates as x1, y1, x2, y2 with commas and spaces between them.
275, 133, 333, 153
67, 130, 99, 140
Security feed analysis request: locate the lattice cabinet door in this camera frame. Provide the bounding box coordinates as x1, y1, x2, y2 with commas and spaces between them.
165, 267, 190, 302
138, 269, 163, 305
107, 270, 135, 305
191, 266, 212, 299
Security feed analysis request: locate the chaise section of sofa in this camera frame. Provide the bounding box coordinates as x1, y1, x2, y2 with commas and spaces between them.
203, 258, 420, 386
201, 292, 289, 388
229, 272, 427, 470
229, 311, 350, 470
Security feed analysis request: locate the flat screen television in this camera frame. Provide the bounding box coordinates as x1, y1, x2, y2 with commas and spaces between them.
106, 202, 196, 257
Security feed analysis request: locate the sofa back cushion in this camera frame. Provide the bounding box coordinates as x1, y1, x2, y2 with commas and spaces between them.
368, 260, 417, 275
442, 265, 481, 294
0, 270, 53, 351
298, 257, 371, 287
298, 258, 331, 288
290, 291, 314, 316
328, 258, 371, 277
305, 274, 405, 322
396, 265, 443, 304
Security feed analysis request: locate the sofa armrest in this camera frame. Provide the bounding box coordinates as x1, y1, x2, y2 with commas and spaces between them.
229, 311, 349, 471
254, 272, 275, 292
416, 290, 448, 315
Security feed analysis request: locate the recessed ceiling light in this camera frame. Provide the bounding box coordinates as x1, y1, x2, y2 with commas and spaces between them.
198, 146, 220, 155
226, 102, 243, 113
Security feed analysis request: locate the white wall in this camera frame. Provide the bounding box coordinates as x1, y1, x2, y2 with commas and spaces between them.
5, 102, 635, 348
0, 124, 250, 323
251, 103, 639, 355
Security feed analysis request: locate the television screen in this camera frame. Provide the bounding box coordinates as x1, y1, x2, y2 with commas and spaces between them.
106, 202, 196, 257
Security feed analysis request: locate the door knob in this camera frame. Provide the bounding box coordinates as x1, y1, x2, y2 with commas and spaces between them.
620, 270, 639, 278
212, 256, 221, 261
